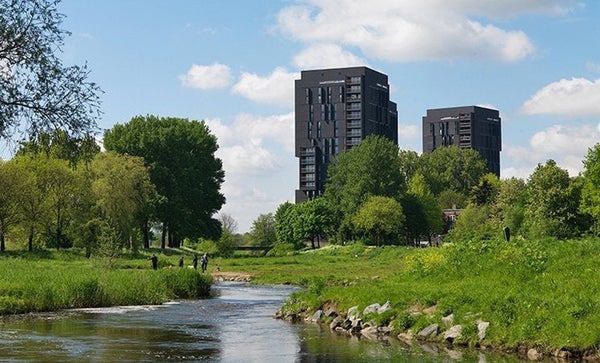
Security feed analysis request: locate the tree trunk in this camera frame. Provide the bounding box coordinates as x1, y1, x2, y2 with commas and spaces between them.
142, 217, 150, 249
1, 232, 5, 252
168, 231, 175, 248
161, 224, 166, 249
28, 227, 34, 252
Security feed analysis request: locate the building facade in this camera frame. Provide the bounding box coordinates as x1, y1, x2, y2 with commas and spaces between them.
295, 67, 398, 202
422, 106, 501, 177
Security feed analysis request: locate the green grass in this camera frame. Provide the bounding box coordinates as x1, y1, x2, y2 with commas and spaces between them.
214, 238, 600, 353
0, 249, 211, 314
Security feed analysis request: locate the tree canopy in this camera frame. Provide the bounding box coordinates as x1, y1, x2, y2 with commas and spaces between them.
523, 160, 584, 239
419, 145, 488, 197
325, 135, 405, 229
103, 115, 225, 246
352, 195, 405, 246
0, 0, 102, 139
581, 143, 600, 235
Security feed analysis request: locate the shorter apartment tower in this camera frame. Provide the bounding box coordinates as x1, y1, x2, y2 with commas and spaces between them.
295, 67, 398, 202
422, 106, 501, 176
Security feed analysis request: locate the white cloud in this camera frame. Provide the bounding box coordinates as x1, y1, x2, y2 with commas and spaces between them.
205, 113, 297, 232
503, 123, 600, 178
205, 112, 294, 177
293, 44, 367, 69
231, 67, 299, 108
521, 78, 600, 117
398, 124, 419, 138
500, 166, 533, 180
179, 63, 232, 89
273, 0, 573, 62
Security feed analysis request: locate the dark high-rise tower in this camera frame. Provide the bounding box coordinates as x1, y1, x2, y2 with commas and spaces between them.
295, 66, 398, 202
422, 106, 501, 176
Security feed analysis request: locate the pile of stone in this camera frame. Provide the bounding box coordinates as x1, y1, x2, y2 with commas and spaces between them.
276, 301, 490, 346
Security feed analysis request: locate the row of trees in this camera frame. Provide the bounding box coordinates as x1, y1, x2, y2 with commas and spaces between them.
264, 136, 600, 249
0, 117, 225, 255
1, 1, 228, 256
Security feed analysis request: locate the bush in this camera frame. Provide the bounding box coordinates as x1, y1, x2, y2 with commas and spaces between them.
196, 238, 218, 255
266, 242, 296, 257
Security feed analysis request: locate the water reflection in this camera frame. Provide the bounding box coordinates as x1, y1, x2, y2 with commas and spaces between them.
0, 282, 528, 362
0, 282, 300, 362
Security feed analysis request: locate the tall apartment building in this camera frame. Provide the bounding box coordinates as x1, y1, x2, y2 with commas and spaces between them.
422, 106, 501, 176
295, 66, 398, 202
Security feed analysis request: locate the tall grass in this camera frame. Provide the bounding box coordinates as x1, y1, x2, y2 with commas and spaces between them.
0, 251, 211, 315
217, 238, 600, 351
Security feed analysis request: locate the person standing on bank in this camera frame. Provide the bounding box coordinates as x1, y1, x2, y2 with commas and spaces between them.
150, 254, 158, 270
178, 255, 184, 268
192, 254, 198, 270
201, 253, 209, 273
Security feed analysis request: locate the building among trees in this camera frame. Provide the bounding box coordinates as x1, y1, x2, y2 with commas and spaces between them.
295, 66, 398, 202
422, 106, 502, 177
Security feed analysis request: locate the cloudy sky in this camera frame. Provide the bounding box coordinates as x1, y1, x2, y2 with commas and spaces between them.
33, 0, 600, 232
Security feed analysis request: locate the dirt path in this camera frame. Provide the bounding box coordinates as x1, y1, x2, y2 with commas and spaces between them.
210, 271, 253, 282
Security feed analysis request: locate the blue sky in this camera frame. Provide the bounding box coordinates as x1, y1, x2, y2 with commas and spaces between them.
34, 0, 600, 232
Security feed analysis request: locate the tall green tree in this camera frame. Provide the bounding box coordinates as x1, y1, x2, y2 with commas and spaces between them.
0, 0, 102, 139
11, 156, 47, 251
419, 145, 488, 197
491, 177, 527, 235
249, 213, 276, 247
90, 152, 156, 249
470, 173, 500, 206
523, 160, 582, 239
274, 201, 299, 246
35, 157, 83, 249
293, 197, 336, 249
581, 143, 600, 235
325, 135, 406, 236
352, 195, 405, 246
103, 115, 225, 246
0, 161, 26, 251
398, 149, 421, 183
403, 173, 442, 245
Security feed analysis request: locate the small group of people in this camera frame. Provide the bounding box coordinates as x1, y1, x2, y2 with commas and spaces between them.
150, 252, 209, 272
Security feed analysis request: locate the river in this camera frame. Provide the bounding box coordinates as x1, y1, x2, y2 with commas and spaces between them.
0, 282, 527, 362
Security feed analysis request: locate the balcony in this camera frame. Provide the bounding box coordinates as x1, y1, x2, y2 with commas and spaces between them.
300, 147, 316, 155
346, 137, 362, 146
346, 85, 361, 93
300, 174, 315, 182
346, 111, 361, 119
347, 76, 361, 84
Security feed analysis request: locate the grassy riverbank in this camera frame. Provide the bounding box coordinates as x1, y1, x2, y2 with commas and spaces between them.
0, 250, 211, 315
214, 237, 600, 356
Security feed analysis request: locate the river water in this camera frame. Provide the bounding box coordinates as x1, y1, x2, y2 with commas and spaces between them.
0, 282, 526, 362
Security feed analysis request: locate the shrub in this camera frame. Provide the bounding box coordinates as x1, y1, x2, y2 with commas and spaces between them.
266, 242, 296, 257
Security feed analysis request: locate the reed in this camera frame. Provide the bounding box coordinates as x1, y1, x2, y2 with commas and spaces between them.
0, 251, 211, 315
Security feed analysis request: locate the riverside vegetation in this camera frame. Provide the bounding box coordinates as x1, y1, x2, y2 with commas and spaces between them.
3, 238, 600, 359
214, 237, 600, 359
0, 250, 211, 315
